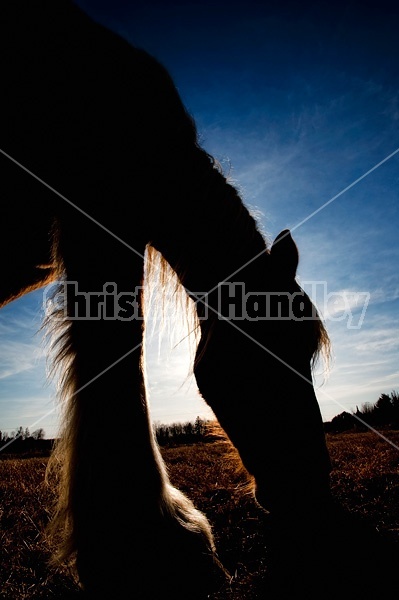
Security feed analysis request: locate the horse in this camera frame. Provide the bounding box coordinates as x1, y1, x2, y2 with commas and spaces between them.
1, 1, 395, 598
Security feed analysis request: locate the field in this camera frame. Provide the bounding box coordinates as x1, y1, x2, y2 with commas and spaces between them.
1, 430, 399, 599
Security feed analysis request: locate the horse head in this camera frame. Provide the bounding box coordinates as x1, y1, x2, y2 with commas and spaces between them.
192, 226, 332, 518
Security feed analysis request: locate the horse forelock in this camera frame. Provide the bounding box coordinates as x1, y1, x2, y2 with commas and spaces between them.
297, 284, 331, 375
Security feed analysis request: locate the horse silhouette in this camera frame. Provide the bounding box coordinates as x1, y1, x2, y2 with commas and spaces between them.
1, 2, 396, 598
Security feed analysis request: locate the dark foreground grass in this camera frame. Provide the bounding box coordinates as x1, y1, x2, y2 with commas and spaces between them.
1, 430, 399, 599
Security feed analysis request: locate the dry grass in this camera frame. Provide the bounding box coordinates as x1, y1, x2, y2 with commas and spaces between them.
0, 458, 79, 599
1, 430, 399, 599
327, 430, 399, 530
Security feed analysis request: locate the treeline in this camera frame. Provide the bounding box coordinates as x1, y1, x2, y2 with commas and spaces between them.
0, 426, 46, 443
0, 426, 54, 456
4, 388, 399, 456
0, 418, 216, 456
324, 390, 399, 433
154, 416, 217, 447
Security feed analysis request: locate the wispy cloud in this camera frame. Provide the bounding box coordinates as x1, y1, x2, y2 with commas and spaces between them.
369, 287, 399, 305
0, 340, 44, 380
355, 332, 399, 354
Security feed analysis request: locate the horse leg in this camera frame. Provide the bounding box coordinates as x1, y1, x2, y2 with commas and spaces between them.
46, 218, 228, 598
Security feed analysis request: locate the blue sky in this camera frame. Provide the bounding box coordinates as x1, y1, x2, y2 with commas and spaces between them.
1, 0, 398, 440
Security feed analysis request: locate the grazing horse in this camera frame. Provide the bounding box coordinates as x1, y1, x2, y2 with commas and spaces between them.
1, 1, 392, 598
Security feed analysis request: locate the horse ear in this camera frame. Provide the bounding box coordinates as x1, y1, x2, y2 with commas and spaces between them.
270, 229, 299, 279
